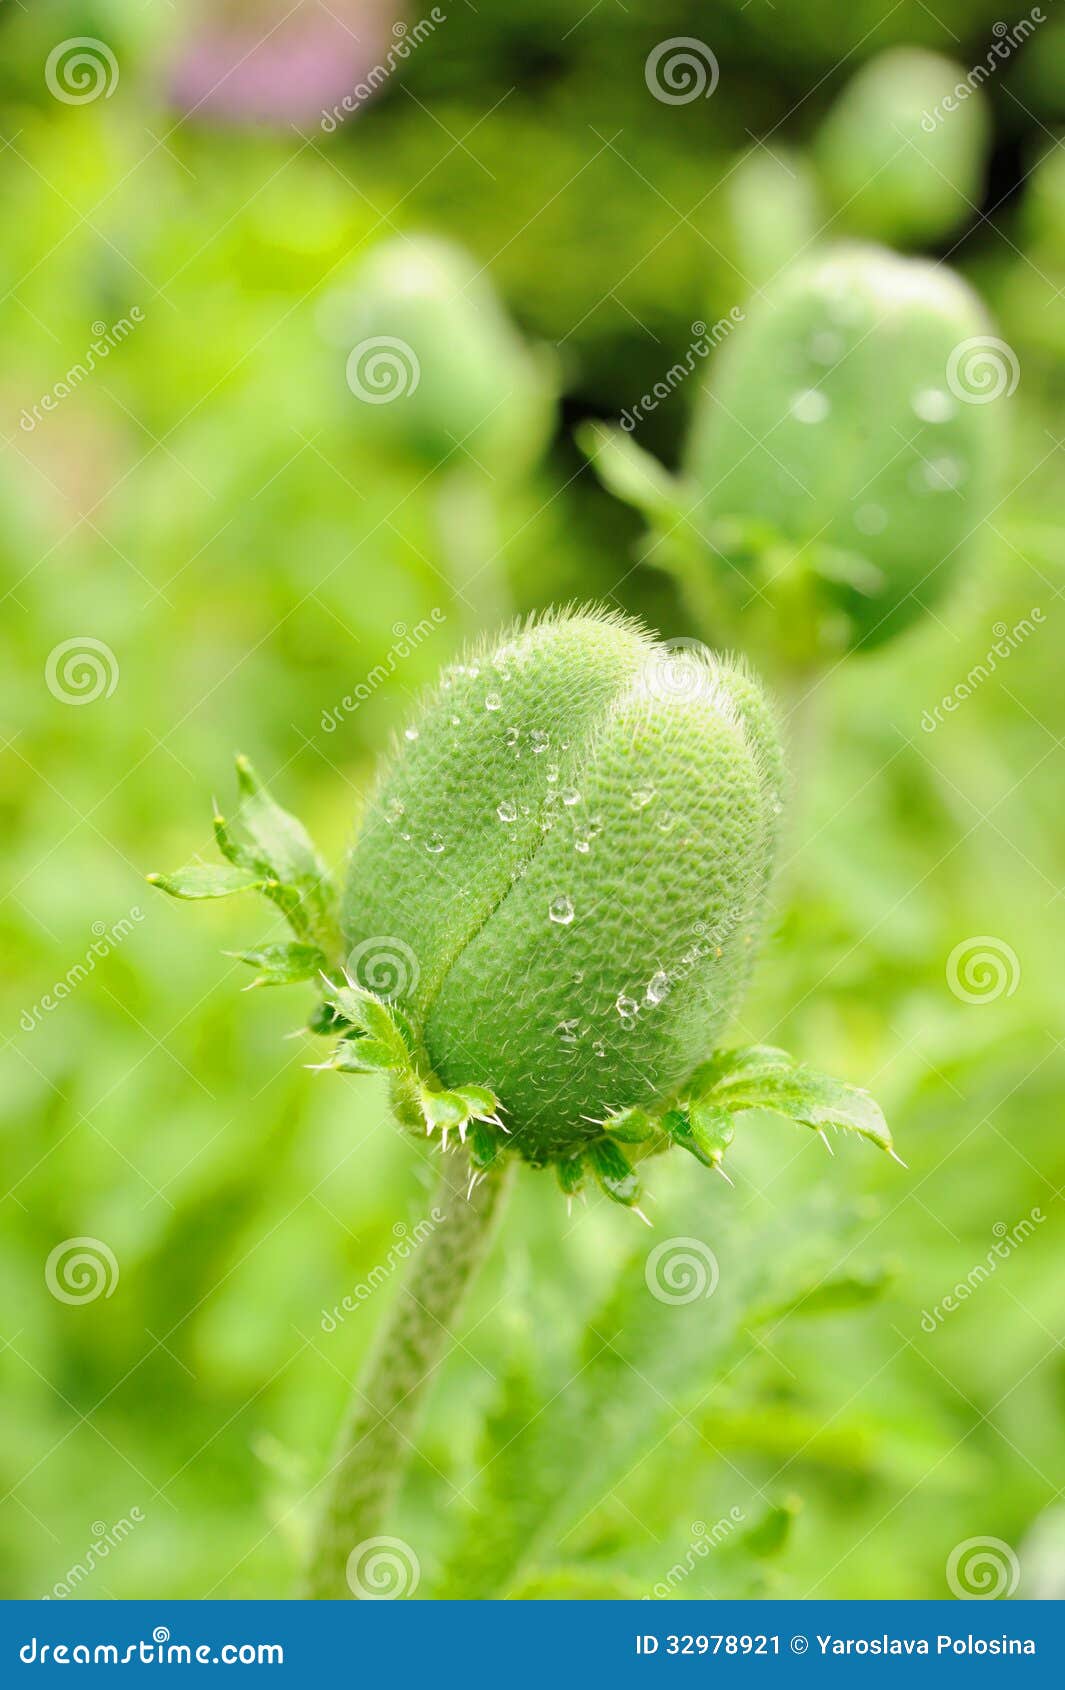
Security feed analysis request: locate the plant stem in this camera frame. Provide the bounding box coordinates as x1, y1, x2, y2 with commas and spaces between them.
303, 1152, 515, 1598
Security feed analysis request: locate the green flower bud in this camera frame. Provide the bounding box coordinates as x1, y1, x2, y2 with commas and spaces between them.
323, 235, 556, 474
342, 609, 783, 1170
685, 244, 999, 652
150, 613, 896, 1206
814, 49, 989, 247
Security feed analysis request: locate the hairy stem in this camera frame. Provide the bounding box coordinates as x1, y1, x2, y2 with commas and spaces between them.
303, 1153, 515, 1598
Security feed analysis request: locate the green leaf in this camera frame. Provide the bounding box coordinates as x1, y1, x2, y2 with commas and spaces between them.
576, 422, 692, 526
468, 1121, 504, 1172
147, 864, 265, 900
724, 1064, 893, 1154
587, 1138, 642, 1208
556, 1153, 586, 1197
228, 941, 327, 988
218, 756, 339, 949
602, 1105, 655, 1145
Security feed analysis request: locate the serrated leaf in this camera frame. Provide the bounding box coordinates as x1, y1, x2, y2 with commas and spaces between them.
220, 756, 339, 948
229, 941, 326, 987
587, 1138, 641, 1207
147, 864, 265, 900
725, 1064, 893, 1154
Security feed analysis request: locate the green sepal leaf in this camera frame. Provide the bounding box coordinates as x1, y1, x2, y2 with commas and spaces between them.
419, 1087, 475, 1132
724, 1065, 892, 1154
556, 1153, 586, 1197
147, 864, 266, 899
667, 1100, 735, 1169
228, 941, 327, 988
218, 756, 340, 950
468, 1121, 504, 1172
334, 1036, 402, 1073
602, 1105, 655, 1145
307, 998, 351, 1036
587, 1138, 641, 1207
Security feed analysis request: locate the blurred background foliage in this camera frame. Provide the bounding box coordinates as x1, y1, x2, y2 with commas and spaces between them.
1, 0, 1062, 1601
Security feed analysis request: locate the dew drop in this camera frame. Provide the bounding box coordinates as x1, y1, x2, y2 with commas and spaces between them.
572, 969, 585, 984
484, 692, 501, 712
790, 388, 830, 424
450, 714, 461, 727
505, 725, 520, 747
645, 970, 671, 1006
548, 895, 574, 925
403, 725, 420, 742
555, 1017, 580, 1047
615, 993, 640, 1019
574, 837, 590, 854
593, 1038, 607, 1059
384, 797, 406, 825
630, 786, 656, 811
530, 730, 551, 755
425, 832, 446, 854
655, 809, 677, 833
497, 799, 517, 823
561, 787, 581, 806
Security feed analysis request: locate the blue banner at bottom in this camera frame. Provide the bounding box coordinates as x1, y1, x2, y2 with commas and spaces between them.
2, 1600, 1060, 1682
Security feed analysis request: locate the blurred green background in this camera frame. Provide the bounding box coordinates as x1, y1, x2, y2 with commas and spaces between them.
1, 0, 1062, 1601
